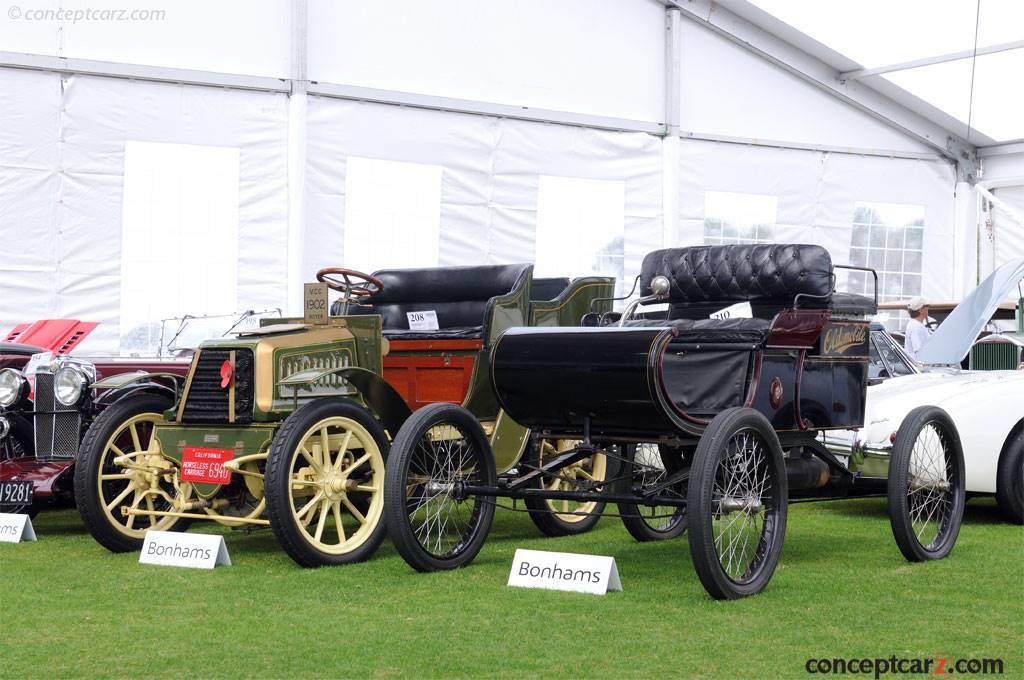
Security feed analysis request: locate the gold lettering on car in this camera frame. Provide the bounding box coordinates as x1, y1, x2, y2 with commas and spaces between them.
823, 324, 867, 354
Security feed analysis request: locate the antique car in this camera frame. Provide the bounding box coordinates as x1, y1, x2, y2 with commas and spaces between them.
73, 265, 615, 566
382, 244, 967, 600
0, 313, 277, 516
822, 261, 1024, 525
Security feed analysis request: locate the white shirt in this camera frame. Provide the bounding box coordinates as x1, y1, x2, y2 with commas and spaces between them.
904, 317, 931, 359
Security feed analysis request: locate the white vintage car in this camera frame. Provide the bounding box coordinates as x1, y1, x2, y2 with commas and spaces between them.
824, 258, 1024, 524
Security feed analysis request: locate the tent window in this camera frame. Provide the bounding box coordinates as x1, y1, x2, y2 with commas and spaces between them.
342, 157, 443, 273
535, 175, 625, 291
703, 191, 778, 245
848, 202, 925, 303
120, 141, 240, 356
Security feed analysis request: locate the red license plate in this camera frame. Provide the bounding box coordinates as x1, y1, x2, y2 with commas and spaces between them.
180, 447, 234, 485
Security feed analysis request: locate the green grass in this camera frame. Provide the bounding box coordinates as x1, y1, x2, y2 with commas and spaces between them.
2, 499, 1021, 679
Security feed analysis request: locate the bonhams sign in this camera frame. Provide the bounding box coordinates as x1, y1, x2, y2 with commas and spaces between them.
508, 548, 622, 595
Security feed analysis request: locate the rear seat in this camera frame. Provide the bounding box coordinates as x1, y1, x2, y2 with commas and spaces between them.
632, 243, 875, 345
346, 263, 532, 341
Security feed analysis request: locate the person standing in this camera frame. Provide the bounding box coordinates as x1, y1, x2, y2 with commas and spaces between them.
904, 296, 931, 360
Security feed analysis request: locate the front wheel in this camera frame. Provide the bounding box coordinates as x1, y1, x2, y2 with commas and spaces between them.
264, 398, 389, 567
888, 406, 966, 561
687, 408, 787, 600
384, 403, 496, 572
995, 431, 1023, 525
74, 393, 186, 553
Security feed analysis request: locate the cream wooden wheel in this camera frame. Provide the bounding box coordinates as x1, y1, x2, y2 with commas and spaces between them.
265, 399, 389, 567
524, 438, 612, 537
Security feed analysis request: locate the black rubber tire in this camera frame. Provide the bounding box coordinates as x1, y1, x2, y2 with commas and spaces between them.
74, 394, 183, 553
996, 429, 1023, 525
264, 398, 390, 568
687, 408, 788, 600
887, 406, 966, 561
522, 436, 616, 537
619, 443, 688, 542
384, 403, 496, 572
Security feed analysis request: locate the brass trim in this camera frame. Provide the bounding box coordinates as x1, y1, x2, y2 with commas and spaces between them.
254, 326, 355, 412
228, 349, 236, 423
175, 350, 201, 424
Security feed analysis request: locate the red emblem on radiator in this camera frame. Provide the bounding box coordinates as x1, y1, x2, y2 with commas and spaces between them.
220, 359, 233, 389
769, 377, 784, 409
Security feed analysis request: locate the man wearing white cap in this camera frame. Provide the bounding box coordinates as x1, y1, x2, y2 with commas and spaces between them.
904, 296, 931, 360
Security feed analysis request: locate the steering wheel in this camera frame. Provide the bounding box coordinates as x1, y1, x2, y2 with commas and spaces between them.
315, 267, 385, 299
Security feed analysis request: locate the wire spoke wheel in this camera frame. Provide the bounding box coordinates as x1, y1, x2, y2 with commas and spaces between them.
385, 403, 496, 572
75, 393, 187, 553
619, 443, 688, 541
888, 406, 965, 561
523, 438, 612, 537
266, 399, 389, 567
688, 408, 787, 600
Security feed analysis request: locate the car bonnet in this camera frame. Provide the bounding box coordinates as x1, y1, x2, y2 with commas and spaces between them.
915, 258, 1024, 365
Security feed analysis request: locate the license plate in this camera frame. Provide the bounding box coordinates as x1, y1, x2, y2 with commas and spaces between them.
180, 447, 234, 485
0, 480, 33, 510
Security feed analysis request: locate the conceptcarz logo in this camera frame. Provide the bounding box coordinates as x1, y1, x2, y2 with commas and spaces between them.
804, 656, 1004, 677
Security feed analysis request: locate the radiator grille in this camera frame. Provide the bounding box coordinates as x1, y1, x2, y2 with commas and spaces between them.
181, 349, 254, 423
969, 342, 1021, 370
33, 371, 81, 460
277, 351, 353, 399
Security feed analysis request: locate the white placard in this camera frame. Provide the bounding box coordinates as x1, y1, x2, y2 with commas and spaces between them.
0, 513, 37, 543
139, 531, 231, 569
508, 548, 622, 595
710, 301, 753, 320
406, 310, 440, 331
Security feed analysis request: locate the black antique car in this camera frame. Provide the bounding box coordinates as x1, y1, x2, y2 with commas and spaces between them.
382, 244, 967, 599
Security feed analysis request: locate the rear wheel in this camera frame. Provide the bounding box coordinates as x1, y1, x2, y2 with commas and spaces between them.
522, 437, 613, 537
995, 430, 1023, 525
384, 403, 496, 571
619, 443, 688, 541
74, 394, 186, 553
888, 406, 966, 560
687, 408, 787, 600
265, 398, 389, 567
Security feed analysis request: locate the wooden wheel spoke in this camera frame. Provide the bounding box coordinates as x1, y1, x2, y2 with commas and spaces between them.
340, 450, 372, 476
129, 424, 143, 452
319, 427, 332, 467
105, 483, 136, 512
340, 495, 366, 525
334, 431, 354, 471
145, 495, 156, 527
299, 445, 321, 472
125, 491, 143, 529
354, 484, 379, 493
314, 500, 330, 541
296, 492, 325, 524
333, 502, 347, 542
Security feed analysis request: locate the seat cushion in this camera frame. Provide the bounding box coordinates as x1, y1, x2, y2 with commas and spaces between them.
624, 317, 771, 344
365, 264, 530, 304
640, 244, 833, 308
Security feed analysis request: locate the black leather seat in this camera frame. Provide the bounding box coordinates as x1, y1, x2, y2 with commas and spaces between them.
640, 244, 877, 320
345, 263, 532, 340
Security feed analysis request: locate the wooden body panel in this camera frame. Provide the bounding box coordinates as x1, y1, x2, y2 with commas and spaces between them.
383, 338, 484, 411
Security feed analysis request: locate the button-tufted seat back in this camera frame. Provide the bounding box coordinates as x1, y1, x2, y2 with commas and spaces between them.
639, 244, 835, 319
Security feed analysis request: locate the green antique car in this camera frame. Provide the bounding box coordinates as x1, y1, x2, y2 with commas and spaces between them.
73, 265, 615, 566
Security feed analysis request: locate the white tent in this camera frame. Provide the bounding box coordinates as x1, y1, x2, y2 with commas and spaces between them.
1, 0, 1021, 354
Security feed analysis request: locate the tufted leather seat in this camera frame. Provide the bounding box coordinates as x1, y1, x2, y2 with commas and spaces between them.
639, 244, 875, 320
343, 263, 532, 340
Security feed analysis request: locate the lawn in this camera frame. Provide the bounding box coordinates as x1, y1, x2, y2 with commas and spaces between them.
2, 498, 1021, 679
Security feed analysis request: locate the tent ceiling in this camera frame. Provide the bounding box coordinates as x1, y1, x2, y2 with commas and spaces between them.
748, 0, 1024, 145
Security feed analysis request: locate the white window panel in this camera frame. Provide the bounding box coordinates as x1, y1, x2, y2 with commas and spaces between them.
120, 141, 240, 356
703, 191, 778, 246
535, 176, 625, 289
847, 201, 925, 332
343, 157, 442, 274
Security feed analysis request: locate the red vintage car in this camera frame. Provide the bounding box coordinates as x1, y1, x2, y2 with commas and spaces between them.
0, 320, 191, 514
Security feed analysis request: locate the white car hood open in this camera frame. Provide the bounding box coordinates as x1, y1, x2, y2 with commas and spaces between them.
916, 258, 1024, 365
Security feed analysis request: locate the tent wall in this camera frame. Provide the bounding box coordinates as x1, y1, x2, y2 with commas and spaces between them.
0, 0, 1000, 354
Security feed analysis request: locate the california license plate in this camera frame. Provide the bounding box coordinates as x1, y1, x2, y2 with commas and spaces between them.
0, 480, 33, 510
